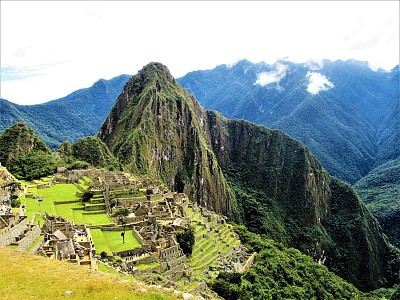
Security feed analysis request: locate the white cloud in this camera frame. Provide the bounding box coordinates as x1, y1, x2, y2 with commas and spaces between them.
254, 63, 288, 87
225, 61, 238, 69
306, 72, 334, 94
305, 60, 324, 71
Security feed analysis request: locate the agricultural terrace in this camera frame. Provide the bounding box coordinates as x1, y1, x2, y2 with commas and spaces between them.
19, 177, 112, 226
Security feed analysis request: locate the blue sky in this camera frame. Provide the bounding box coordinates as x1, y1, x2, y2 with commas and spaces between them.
1, 1, 399, 105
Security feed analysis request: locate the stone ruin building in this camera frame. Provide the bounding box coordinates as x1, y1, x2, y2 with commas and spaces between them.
38, 213, 97, 269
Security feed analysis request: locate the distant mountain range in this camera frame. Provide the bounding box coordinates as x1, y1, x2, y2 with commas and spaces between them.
0, 74, 130, 149
177, 59, 400, 185
2, 59, 397, 186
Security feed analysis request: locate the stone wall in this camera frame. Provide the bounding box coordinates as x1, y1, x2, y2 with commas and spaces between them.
17, 224, 41, 250
0, 217, 29, 246
85, 204, 106, 211
239, 252, 257, 272
133, 227, 145, 244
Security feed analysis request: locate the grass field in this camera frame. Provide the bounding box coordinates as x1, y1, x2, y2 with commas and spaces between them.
90, 229, 142, 255
20, 181, 113, 226
0, 247, 179, 300
90, 229, 113, 255
82, 213, 112, 226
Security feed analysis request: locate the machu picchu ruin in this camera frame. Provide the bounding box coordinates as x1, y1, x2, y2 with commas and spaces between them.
0, 166, 248, 297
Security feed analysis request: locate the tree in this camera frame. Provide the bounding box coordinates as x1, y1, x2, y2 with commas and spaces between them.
113, 207, 130, 217
10, 150, 58, 180
175, 227, 195, 256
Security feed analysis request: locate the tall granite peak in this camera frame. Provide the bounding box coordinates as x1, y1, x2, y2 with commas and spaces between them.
99, 62, 399, 291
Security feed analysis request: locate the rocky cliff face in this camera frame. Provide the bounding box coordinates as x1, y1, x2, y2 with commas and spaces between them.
207, 110, 400, 290
99, 62, 399, 291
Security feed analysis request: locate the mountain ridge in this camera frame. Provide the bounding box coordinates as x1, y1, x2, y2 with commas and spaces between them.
0, 74, 131, 148
98, 62, 400, 291
177, 59, 400, 184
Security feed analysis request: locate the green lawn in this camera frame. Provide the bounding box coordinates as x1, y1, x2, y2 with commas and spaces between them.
90, 229, 113, 255
90, 229, 142, 255
102, 230, 142, 252
19, 181, 113, 226
33, 184, 80, 201
54, 202, 84, 220
82, 213, 113, 226
134, 262, 160, 270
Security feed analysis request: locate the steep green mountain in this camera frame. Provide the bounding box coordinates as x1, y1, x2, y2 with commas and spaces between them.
0, 122, 50, 168
177, 59, 399, 185
0, 74, 130, 149
99, 63, 232, 214
0, 122, 58, 180
99, 62, 400, 291
0, 122, 120, 179
354, 158, 400, 248
70, 136, 120, 170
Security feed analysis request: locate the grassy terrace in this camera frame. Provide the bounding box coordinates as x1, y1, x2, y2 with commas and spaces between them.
90, 229, 142, 255
184, 206, 241, 274
19, 180, 112, 226
135, 262, 160, 270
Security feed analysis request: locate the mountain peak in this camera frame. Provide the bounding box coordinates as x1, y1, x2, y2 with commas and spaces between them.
136, 62, 175, 84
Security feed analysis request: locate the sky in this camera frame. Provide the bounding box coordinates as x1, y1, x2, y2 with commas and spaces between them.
1, 1, 399, 105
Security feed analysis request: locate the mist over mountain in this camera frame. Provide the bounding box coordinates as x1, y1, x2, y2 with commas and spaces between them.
177, 59, 399, 185
0, 74, 130, 149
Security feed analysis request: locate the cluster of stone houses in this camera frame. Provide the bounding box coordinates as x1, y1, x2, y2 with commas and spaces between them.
38, 213, 96, 269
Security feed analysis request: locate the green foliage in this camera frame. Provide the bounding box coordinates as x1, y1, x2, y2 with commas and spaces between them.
9, 150, 59, 180
228, 180, 288, 244
325, 177, 400, 291
67, 160, 90, 170
113, 207, 130, 217
174, 170, 187, 193
354, 158, 400, 248
175, 227, 195, 256
11, 196, 21, 208
390, 285, 400, 300
72, 136, 120, 170
0, 122, 50, 169
210, 225, 362, 300
57, 141, 73, 161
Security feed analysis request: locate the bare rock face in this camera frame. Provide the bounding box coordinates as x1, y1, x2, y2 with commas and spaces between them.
99, 62, 400, 291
